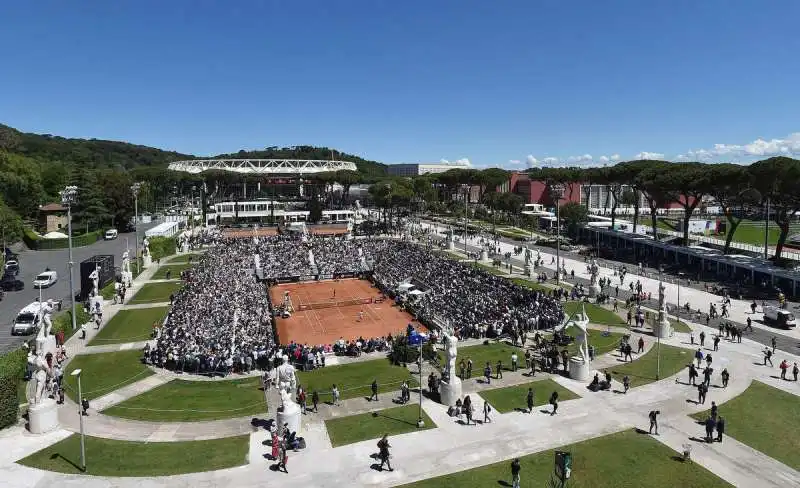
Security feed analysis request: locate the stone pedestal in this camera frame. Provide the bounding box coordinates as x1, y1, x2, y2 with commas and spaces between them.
142, 255, 152, 269
28, 398, 59, 434
588, 283, 602, 298
182, 242, 189, 253
568, 357, 591, 381
653, 318, 671, 339
480, 250, 489, 262
525, 265, 533, 278
439, 377, 462, 406
35, 335, 57, 358
447, 239, 455, 251
276, 405, 302, 435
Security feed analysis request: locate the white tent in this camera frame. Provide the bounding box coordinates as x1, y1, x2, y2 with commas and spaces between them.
397, 283, 414, 292
43, 231, 69, 239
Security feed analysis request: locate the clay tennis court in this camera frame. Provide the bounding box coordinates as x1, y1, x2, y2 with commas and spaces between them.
270, 279, 425, 345
222, 227, 278, 238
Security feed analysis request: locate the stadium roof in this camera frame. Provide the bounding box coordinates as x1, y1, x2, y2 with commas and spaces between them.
167, 159, 358, 175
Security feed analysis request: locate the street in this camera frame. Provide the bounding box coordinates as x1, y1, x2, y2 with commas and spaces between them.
0, 225, 156, 354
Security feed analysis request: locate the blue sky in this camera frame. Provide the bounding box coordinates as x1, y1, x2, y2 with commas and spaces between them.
1, 1, 799, 168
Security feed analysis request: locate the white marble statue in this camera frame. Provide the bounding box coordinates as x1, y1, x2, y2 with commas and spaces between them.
442, 328, 459, 383
564, 304, 591, 363
89, 267, 99, 296
276, 355, 297, 395
658, 281, 667, 311
279, 386, 295, 411
142, 237, 150, 257
40, 300, 54, 338
122, 250, 131, 274
26, 352, 52, 405
589, 259, 599, 287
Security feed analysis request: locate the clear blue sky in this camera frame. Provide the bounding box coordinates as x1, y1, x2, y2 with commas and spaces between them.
2, 1, 799, 168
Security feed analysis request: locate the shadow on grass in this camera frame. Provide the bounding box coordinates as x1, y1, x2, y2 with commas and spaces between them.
48, 452, 84, 473
371, 411, 417, 427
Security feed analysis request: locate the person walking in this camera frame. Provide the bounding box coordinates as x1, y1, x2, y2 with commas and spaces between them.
332, 384, 340, 406
463, 395, 474, 425
483, 400, 492, 423
549, 391, 559, 415
526, 387, 534, 414
510, 458, 521, 488
496, 360, 503, 379
623, 375, 630, 394
716, 416, 725, 443
370, 379, 379, 401
511, 352, 518, 372
780, 360, 789, 380
704, 416, 715, 443
311, 390, 319, 413
793, 363, 799, 381
466, 358, 473, 378
278, 438, 289, 473
763, 348, 773, 367
648, 410, 659, 435
695, 348, 704, 368
484, 362, 492, 385
703, 367, 713, 387
721, 368, 730, 388
713, 335, 720, 351
771, 336, 777, 354
377, 434, 393, 471
697, 383, 707, 404
710, 401, 718, 419
699, 331, 706, 347
637, 336, 645, 354
689, 364, 698, 386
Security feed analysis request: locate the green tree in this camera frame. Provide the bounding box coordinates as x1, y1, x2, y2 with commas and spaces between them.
69, 167, 110, 232
0, 152, 45, 217
662, 162, 713, 245
749, 157, 800, 259
707, 164, 758, 254
635, 162, 672, 241
559, 201, 589, 237
0, 197, 23, 245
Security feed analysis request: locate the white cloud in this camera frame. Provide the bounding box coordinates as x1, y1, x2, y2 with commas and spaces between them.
610, 154, 621, 161
635, 151, 665, 160
541, 157, 560, 166
507, 159, 523, 166
525, 155, 538, 167
598, 155, 610, 163
677, 133, 800, 162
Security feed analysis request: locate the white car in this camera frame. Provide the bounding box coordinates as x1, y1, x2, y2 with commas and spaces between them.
33, 271, 58, 288
104, 229, 118, 240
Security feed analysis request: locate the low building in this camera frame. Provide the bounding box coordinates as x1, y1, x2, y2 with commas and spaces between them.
387, 162, 472, 177
38, 203, 67, 233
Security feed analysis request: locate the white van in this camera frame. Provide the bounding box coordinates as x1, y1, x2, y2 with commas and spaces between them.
11, 302, 44, 336
105, 229, 118, 240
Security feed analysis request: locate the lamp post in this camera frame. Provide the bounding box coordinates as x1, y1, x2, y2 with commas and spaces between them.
550, 184, 566, 285
417, 338, 426, 428
60, 186, 78, 330
131, 183, 142, 275
463, 186, 469, 255
70, 368, 86, 471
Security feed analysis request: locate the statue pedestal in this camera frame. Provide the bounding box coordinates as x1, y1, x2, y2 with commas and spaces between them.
439, 377, 462, 406
28, 398, 59, 434
142, 255, 153, 269
568, 357, 591, 381
182, 243, 189, 253
653, 318, 671, 339
276, 404, 302, 435
480, 250, 489, 262
447, 239, 455, 251
588, 283, 601, 298
35, 335, 57, 358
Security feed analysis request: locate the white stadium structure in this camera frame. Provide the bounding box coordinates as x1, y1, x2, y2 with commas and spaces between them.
167, 158, 358, 175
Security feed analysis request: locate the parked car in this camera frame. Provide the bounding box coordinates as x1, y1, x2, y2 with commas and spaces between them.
0, 272, 24, 292
11, 302, 44, 336
4, 258, 19, 276
33, 270, 58, 288
104, 228, 119, 240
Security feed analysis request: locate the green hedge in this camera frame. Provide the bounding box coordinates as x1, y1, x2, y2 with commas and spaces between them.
0, 348, 28, 429
23, 228, 102, 250
51, 306, 91, 342
148, 236, 176, 260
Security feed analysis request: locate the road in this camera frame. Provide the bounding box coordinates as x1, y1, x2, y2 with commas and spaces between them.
0, 225, 156, 354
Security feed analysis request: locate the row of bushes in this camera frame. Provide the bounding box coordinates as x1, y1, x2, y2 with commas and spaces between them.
23, 228, 103, 250
147, 236, 177, 260
0, 348, 28, 429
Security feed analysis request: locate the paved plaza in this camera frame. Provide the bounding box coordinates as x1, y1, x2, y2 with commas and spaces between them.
1, 241, 799, 487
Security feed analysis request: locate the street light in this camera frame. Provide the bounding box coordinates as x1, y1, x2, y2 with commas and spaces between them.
60, 186, 78, 330
70, 368, 86, 471
550, 183, 566, 285
131, 183, 142, 275
416, 337, 427, 428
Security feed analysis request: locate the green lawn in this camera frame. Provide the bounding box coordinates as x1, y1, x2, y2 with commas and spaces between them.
670, 318, 692, 333
511, 277, 552, 293
151, 263, 193, 280
479, 379, 580, 414
433, 250, 465, 260
439, 342, 524, 378
129, 281, 183, 304
472, 262, 510, 276
103, 376, 266, 422
296, 358, 417, 403
88, 307, 167, 346
167, 253, 199, 263
691, 380, 800, 470
399, 429, 730, 488
609, 343, 691, 388
564, 301, 626, 326
64, 349, 152, 401
326, 404, 435, 447
17, 434, 249, 477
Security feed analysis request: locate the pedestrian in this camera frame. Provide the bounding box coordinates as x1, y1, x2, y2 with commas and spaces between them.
466, 358, 473, 378
703, 367, 713, 387
690, 332, 695, 345
278, 439, 289, 473
81, 398, 90, 416
484, 362, 492, 385
763, 348, 773, 367
695, 348, 703, 368
623, 375, 630, 393
332, 384, 340, 406
699, 331, 706, 347
689, 364, 698, 386
771, 336, 777, 354
710, 401, 718, 419
370, 379, 378, 401
549, 391, 559, 415
704, 416, 715, 443
793, 363, 799, 381
648, 410, 659, 435
697, 383, 707, 404
298, 388, 307, 414
483, 400, 492, 423
377, 434, 393, 471
496, 360, 503, 379
270, 430, 279, 461
637, 336, 644, 353
510, 458, 521, 488
780, 360, 789, 380
745, 316, 753, 332
721, 368, 730, 388
716, 416, 725, 443
706, 353, 713, 368
526, 387, 534, 414
312, 390, 319, 412
511, 352, 518, 372
713, 335, 720, 351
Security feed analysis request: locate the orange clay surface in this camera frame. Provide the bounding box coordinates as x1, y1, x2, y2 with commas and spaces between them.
270, 279, 425, 346
222, 227, 278, 238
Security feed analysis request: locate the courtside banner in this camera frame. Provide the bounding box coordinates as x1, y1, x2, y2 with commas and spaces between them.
317, 274, 334, 281
299, 275, 316, 282
334, 272, 356, 279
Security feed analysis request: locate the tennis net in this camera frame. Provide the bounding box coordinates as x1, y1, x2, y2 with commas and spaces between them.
297, 297, 373, 311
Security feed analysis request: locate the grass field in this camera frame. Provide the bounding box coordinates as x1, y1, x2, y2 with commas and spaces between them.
609, 343, 691, 388
439, 342, 523, 378
398, 429, 731, 488
325, 404, 435, 447
564, 301, 626, 326
296, 358, 417, 403
103, 376, 266, 422
167, 253, 199, 263
669, 318, 693, 333
88, 306, 167, 346
472, 262, 510, 276
479, 378, 580, 414
17, 434, 249, 477
510, 277, 552, 293
63, 349, 152, 401
151, 263, 192, 280
691, 380, 800, 470
129, 281, 183, 304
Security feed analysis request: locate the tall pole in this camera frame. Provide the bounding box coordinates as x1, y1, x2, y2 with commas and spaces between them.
61, 186, 78, 330
764, 197, 770, 259
417, 341, 425, 428
71, 369, 86, 471
132, 183, 141, 275
551, 184, 565, 285
463, 187, 468, 255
